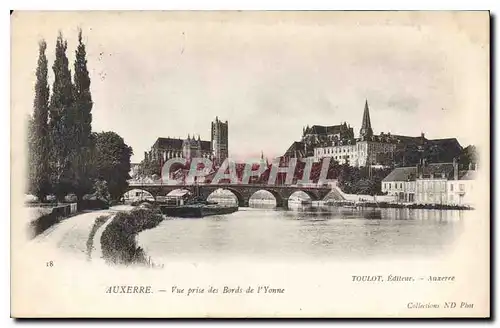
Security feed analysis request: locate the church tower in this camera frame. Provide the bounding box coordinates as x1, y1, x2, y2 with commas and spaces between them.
211, 116, 229, 165
359, 99, 374, 139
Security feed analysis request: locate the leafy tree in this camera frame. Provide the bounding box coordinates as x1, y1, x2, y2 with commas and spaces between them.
393, 143, 423, 167
459, 145, 478, 167
424, 143, 444, 163
49, 32, 74, 201
94, 132, 133, 201
28, 40, 51, 201
337, 165, 392, 195
394, 140, 462, 167
93, 179, 110, 202
140, 156, 162, 177
338, 163, 361, 194
70, 29, 94, 199
367, 167, 393, 195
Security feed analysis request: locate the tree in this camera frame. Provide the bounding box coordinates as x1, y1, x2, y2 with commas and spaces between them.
93, 179, 110, 203
459, 145, 478, 167
28, 40, 51, 201
70, 29, 94, 199
27, 115, 35, 194
72, 29, 93, 149
94, 132, 133, 201
140, 156, 162, 177
49, 32, 75, 201
336, 165, 392, 195
393, 143, 422, 167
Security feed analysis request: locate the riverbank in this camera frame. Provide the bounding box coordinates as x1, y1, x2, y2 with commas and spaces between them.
99, 207, 164, 267
26, 199, 109, 239
316, 201, 473, 210
362, 202, 473, 210
86, 215, 110, 261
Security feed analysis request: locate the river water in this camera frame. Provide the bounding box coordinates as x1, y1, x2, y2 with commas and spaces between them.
137, 203, 467, 263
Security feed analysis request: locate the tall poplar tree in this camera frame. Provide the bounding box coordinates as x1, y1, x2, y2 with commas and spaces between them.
73, 29, 92, 147
49, 32, 74, 201
70, 28, 94, 199
28, 40, 51, 201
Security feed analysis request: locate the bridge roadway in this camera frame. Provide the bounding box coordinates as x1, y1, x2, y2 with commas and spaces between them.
126, 182, 337, 208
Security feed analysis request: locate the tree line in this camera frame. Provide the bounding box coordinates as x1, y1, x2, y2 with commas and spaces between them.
27, 29, 132, 203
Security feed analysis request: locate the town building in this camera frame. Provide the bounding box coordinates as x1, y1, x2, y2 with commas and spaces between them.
313, 142, 357, 165
447, 163, 477, 207
381, 166, 417, 203
382, 159, 477, 206
414, 162, 454, 205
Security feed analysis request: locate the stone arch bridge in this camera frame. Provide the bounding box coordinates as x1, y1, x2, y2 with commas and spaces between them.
125, 183, 336, 208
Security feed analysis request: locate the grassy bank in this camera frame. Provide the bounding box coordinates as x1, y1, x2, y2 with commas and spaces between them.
27, 200, 109, 239
86, 215, 110, 261
100, 207, 164, 267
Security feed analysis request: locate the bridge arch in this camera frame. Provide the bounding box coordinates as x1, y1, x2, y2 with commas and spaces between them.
206, 187, 244, 206
123, 188, 155, 203
248, 189, 285, 208
165, 188, 192, 197
288, 190, 313, 201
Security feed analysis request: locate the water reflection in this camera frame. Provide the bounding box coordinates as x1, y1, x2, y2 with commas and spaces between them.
137, 206, 466, 262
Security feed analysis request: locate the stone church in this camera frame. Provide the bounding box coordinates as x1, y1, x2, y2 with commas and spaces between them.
144, 117, 229, 166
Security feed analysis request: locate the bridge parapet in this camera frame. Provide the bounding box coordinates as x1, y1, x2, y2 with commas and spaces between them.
124, 182, 332, 207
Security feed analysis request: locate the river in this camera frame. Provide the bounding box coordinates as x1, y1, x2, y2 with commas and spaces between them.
137, 204, 467, 264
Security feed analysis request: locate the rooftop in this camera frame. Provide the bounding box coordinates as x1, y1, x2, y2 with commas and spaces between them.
305, 124, 351, 135
153, 137, 211, 151
382, 166, 417, 182
383, 162, 458, 182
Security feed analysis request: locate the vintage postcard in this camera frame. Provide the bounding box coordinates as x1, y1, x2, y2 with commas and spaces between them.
10, 11, 490, 318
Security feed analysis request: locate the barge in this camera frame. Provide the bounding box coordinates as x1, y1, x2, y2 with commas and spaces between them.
160, 199, 238, 218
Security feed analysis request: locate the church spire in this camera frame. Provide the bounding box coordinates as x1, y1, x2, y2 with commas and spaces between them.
359, 99, 373, 138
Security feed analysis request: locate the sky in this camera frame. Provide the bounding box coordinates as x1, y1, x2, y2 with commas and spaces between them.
11, 11, 489, 163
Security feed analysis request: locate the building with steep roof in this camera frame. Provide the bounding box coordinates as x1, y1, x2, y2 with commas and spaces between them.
301, 122, 355, 156
284, 141, 307, 159
382, 166, 417, 202
146, 135, 213, 164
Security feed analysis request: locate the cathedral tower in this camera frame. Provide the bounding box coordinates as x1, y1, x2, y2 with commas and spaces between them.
211, 116, 229, 165
359, 99, 374, 139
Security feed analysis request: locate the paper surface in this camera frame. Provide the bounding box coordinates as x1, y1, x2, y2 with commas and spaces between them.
10, 11, 490, 318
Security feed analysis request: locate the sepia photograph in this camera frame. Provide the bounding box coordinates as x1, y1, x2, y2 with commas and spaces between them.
10, 10, 490, 318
